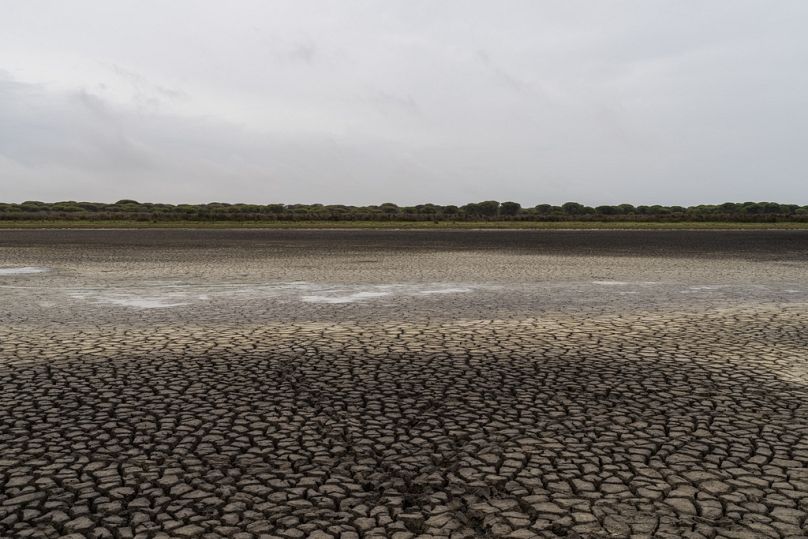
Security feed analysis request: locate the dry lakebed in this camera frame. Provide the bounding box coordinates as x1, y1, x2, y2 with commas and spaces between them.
0, 229, 807, 538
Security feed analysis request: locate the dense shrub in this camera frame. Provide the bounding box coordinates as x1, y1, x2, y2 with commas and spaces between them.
1, 200, 806, 223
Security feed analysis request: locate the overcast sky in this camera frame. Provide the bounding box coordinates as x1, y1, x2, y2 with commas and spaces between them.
1, 1, 807, 205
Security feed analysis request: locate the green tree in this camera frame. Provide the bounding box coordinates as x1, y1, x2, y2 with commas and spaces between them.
595, 205, 619, 215
379, 203, 399, 214
561, 202, 585, 215
500, 201, 521, 216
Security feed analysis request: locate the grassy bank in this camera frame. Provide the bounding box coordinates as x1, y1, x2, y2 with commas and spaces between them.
2, 220, 808, 230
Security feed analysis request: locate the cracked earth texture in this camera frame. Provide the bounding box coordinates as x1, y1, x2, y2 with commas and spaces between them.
0, 229, 807, 539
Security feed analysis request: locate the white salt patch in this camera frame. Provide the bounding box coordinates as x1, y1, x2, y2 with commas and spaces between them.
64, 281, 481, 307
688, 285, 724, 290
0, 266, 49, 275
592, 281, 630, 286
282, 281, 314, 289
69, 292, 189, 309
419, 288, 472, 294
98, 297, 190, 309
301, 291, 391, 304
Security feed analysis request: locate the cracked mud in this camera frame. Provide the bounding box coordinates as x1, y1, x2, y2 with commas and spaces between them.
1, 230, 807, 538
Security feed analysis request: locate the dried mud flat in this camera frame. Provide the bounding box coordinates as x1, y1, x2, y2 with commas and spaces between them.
1, 230, 807, 539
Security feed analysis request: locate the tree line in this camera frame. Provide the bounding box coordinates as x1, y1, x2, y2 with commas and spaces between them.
1, 199, 807, 222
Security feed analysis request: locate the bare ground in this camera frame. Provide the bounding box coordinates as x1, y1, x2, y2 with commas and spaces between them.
0, 230, 806, 538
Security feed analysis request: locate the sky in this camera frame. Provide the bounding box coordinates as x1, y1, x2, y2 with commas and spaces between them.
1, 1, 807, 206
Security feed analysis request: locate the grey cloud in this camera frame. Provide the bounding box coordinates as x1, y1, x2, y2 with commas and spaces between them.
285, 42, 317, 64
0, 74, 452, 203
1, 1, 807, 205
256, 33, 319, 65
0, 76, 151, 172
105, 63, 190, 107
476, 50, 532, 95
365, 92, 419, 115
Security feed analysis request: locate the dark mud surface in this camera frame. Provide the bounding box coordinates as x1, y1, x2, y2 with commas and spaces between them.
3, 229, 808, 260
1, 230, 807, 538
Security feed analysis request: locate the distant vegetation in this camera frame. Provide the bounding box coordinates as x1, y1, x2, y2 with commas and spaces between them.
2, 200, 808, 223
